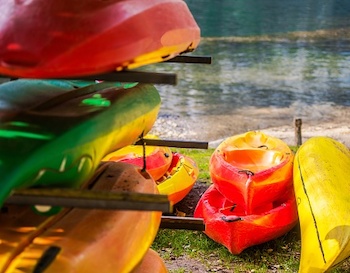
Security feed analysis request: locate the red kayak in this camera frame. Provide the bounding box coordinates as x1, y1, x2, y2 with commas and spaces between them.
0, 0, 200, 78
194, 185, 298, 255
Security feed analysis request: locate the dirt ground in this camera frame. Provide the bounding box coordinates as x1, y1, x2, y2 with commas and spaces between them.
161, 182, 217, 273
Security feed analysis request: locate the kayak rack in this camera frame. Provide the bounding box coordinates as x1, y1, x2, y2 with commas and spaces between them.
57, 70, 178, 85
0, 55, 212, 86
165, 55, 212, 64
6, 188, 172, 213
54, 55, 212, 85
5, 189, 206, 230
160, 216, 205, 231
134, 138, 209, 149
0, 70, 177, 85
1, 52, 212, 232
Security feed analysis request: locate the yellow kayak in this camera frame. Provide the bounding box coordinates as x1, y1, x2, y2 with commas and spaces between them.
157, 152, 199, 205
1, 162, 162, 273
293, 137, 350, 272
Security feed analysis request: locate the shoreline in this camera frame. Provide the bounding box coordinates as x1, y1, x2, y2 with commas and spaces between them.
261, 122, 350, 147
150, 117, 350, 148
209, 122, 350, 148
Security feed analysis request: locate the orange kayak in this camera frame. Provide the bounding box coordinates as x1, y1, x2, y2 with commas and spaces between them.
210, 131, 294, 214
0, 0, 200, 78
1, 162, 162, 273
131, 249, 168, 273
102, 135, 173, 181
194, 184, 298, 255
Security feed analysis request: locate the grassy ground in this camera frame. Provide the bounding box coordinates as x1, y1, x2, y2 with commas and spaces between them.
152, 147, 350, 273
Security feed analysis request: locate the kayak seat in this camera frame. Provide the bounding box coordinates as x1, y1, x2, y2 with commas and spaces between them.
222, 149, 284, 173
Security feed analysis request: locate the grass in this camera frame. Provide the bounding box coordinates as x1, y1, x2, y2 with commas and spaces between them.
152, 147, 350, 272
153, 228, 301, 272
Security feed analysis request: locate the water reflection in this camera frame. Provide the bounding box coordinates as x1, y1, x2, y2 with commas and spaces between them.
145, 36, 350, 140
149, 39, 350, 112
185, 0, 350, 37
147, 1, 350, 140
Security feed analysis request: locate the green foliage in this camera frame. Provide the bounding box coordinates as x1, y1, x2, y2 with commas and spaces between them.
289, 146, 299, 154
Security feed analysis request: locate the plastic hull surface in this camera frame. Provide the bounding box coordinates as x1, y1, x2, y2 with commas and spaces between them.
157, 152, 198, 205
0, 0, 200, 78
294, 137, 350, 273
0, 80, 160, 206
210, 131, 294, 214
1, 162, 162, 273
194, 184, 298, 254
102, 135, 173, 181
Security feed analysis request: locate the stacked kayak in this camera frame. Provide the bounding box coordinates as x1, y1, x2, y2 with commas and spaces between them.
0, 1, 202, 271
293, 137, 350, 273
103, 136, 199, 205
102, 135, 173, 181
0, 79, 161, 207
194, 131, 298, 254
0, 0, 200, 78
0, 162, 165, 273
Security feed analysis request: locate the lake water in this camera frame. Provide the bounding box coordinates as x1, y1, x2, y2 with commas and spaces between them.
148, 0, 350, 142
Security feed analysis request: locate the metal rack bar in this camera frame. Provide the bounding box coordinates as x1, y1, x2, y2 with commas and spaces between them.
68, 70, 177, 85
160, 216, 205, 231
0, 70, 177, 85
134, 138, 208, 149
165, 55, 212, 64
6, 188, 172, 213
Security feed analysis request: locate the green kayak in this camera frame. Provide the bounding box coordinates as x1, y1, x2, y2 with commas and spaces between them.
0, 79, 161, 206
